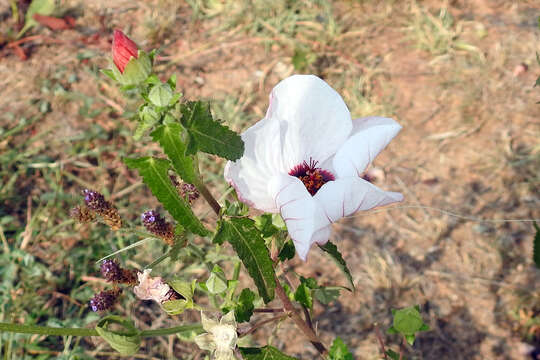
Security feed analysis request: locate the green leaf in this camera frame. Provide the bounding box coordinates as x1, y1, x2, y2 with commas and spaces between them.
385, 349, 400, 360
313, 287, 341, 305
214, 218, 276, 303
135, 106, 160, 140
180, 101, 244, 160
533, 222, 540, 268
95, 316, 141, 356
318, 241, 354, 291
17, 0, 55, 38
124, 157, 207, 236
390, 305, 429, 341
255, 214, 279, 238
101, 69, 118, 82
235, 288, 256, 322
278, 240, 296, 261
328, 337, 354, 360
148, 83, 173, 107
151, 124, 197, 184
294, 282, 313, 309
239, 346, 298, 359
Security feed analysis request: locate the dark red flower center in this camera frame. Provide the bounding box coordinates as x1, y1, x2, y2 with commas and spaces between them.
289, 158, 335, 196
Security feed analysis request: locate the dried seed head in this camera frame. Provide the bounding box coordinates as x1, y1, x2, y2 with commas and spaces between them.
70, 205, 96, 223
141, 210, 175, 245
89, 289, 122, 312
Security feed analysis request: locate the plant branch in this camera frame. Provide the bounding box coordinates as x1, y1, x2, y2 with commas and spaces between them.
253, 308, 285, 313
375, 324, 388, 360
274, 275, 327, 357
195, 180, 221, 215
0, 322, 202, 338
238, 314, 286, 337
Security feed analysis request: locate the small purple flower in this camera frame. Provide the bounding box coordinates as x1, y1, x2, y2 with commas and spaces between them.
82, 189, 122, 230
100, 260, 123, 283
141, 210, 174, 245
89, 289, 121, 312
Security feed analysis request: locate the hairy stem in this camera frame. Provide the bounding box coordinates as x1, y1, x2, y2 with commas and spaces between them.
274, 276, 327, 357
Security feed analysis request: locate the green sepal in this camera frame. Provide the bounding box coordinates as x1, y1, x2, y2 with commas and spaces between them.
169, 279, 196, 301
162, 299, 194, 315
95, 316, 141, 356
112, 50, 153, 86
206, 265, 228, 294
124, 157, 208, 236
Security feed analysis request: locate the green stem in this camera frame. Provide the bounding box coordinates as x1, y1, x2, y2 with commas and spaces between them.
0, 323, 202, 338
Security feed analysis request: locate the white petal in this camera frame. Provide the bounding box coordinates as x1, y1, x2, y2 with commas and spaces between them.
314, 177, 403, 223
201, 312, 219, 333
224, 118, 286, 212
266, 75, 352, 169
194, 333, 216, 351
311, 225, 332, 246
220, 311, 236, 328
333, 117, 401, 178
268, 174, 330, 261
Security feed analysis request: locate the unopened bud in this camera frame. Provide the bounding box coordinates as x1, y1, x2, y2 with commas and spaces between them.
112, 29, 138, 74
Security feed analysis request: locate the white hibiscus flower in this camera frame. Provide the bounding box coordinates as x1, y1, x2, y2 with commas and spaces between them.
224, 75, 403, 260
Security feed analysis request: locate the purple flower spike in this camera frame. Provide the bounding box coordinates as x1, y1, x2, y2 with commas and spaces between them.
89, 289, 121, 312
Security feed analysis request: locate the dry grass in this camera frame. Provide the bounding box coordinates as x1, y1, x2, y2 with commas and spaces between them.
0, 0, 539, 359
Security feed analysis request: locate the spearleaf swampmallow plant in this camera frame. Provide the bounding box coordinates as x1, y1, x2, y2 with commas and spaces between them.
0, 30, 422, 360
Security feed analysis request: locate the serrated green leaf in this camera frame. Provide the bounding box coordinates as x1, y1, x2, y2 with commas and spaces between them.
124, 157, 207, 236
151, 124, 197, 184
533, 222, 540, 268
405, 334, 416, 345
294, 283, 312, 309
239, 346, 298, 359
167, 74, 177, 90
313, 287, 341, 305
95, 316, 141, 356
235, 288, 256, 322
318, 241, 354, 291
328, 337, 354, 360
301, 277, 318, 289
180, 101, 244, 160
214, 218, 275, 302
17, 0, 55, 38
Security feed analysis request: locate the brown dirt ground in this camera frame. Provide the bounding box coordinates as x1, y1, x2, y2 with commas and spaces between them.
1, 0, 539, 359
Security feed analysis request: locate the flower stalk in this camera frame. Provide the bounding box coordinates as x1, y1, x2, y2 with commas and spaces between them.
0, 322, 202, 338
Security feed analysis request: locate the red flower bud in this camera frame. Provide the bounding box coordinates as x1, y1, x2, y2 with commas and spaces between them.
112, 29, 138, 73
